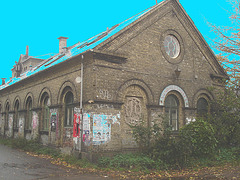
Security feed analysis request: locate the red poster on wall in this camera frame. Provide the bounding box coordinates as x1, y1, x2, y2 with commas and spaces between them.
73, 113, 81, 137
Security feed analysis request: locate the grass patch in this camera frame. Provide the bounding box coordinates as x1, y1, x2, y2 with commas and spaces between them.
98, 153, 165, 171
63, 155, 97, 168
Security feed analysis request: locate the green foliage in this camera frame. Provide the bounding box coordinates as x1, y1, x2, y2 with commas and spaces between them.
130, 117, 168, 154
209, 88, 240, 147
216, 147, 240, 163
98, 156, 111, 167
131, 119, 182, 168
151, 134, 184, 169
98, 153, 156, 170
130, 122, 152, 153
0, 136, 12, 146
37, 146, 61, 158
180, 119, 218, 157
64, 155, 95, 168
131, 116, 220, 169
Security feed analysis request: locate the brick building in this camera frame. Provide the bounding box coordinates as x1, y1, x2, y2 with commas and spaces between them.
0, 0, 228, 159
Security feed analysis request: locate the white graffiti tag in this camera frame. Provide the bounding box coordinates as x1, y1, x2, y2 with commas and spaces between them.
98, 89, 112, 100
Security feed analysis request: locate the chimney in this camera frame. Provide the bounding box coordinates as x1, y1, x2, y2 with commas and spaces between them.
1, 78, 6, 85
57, 37, 68, 54
26, 45, 29, 57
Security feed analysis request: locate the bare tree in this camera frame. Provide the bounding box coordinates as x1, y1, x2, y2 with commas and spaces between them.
209, 0, 240, 91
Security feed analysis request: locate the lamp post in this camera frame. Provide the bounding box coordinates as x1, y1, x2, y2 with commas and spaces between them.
79, 55, 84, 152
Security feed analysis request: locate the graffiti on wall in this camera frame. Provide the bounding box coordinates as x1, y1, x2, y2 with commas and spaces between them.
125, 97, 142, 125
73, 107, 81, 138
186, 117, 196, 124
19, 117, 24, 128
151, 111, 163, 123
9, 114, 13, 129
32, 111, 38, 130
95, 104, 114, 109
50, 109, 58, 132
83, 113, 90, 145
112, 113, 121, 125
8, 114, 13, 136
98, 89, 112, 100
18, 116, 24, 136
93, 114, 111, 144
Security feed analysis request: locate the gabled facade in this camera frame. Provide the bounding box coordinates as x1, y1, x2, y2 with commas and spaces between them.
0, 0, 228, 160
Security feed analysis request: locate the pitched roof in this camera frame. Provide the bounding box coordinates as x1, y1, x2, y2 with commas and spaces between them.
0, 0, 228, 90
0, 3, 161, 90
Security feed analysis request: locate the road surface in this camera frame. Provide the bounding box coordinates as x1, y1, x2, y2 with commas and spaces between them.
0, 144, 110, 180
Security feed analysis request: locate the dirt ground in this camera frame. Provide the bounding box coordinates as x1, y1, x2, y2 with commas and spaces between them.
57, 162, 240, 179
95, 164, 240, 179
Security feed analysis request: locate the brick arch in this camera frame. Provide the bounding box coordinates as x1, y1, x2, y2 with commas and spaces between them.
192, 89, 213, 108
24, 92, 34, 109
57, 81, 77, 104
116, 79, 154, 104
13, 96, 21, 110
38, 87, 52, 107
159, 85, 189, 107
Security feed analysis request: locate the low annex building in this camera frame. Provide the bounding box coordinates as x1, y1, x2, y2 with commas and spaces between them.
0, 0, 228, 159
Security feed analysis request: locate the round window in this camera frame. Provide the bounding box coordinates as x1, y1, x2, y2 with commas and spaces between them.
164, 35, 180, 58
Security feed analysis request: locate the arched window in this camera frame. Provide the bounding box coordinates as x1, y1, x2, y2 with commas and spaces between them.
65, 92, 74, 127
197, 98, 208, 117
5, 102, 10, 130
25, 97, 32, 130
14, 100, 19, 129
165, 95, 179, 131
42, 96, 50, 131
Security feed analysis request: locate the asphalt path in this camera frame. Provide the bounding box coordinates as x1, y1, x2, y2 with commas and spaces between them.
0, 144, 110, 180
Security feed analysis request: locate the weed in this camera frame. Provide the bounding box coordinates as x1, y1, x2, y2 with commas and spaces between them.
98, 153, 156, 170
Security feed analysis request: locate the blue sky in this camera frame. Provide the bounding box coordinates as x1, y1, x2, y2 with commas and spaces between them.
0, 0, 232, 80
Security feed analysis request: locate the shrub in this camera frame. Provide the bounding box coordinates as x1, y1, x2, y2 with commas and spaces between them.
130, 122, 152, 153
151, 134, 184, 169
209, 89, 240, 147
130, 117, 167, 154
131, 118, 187, 169
179, 118, 218, 157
